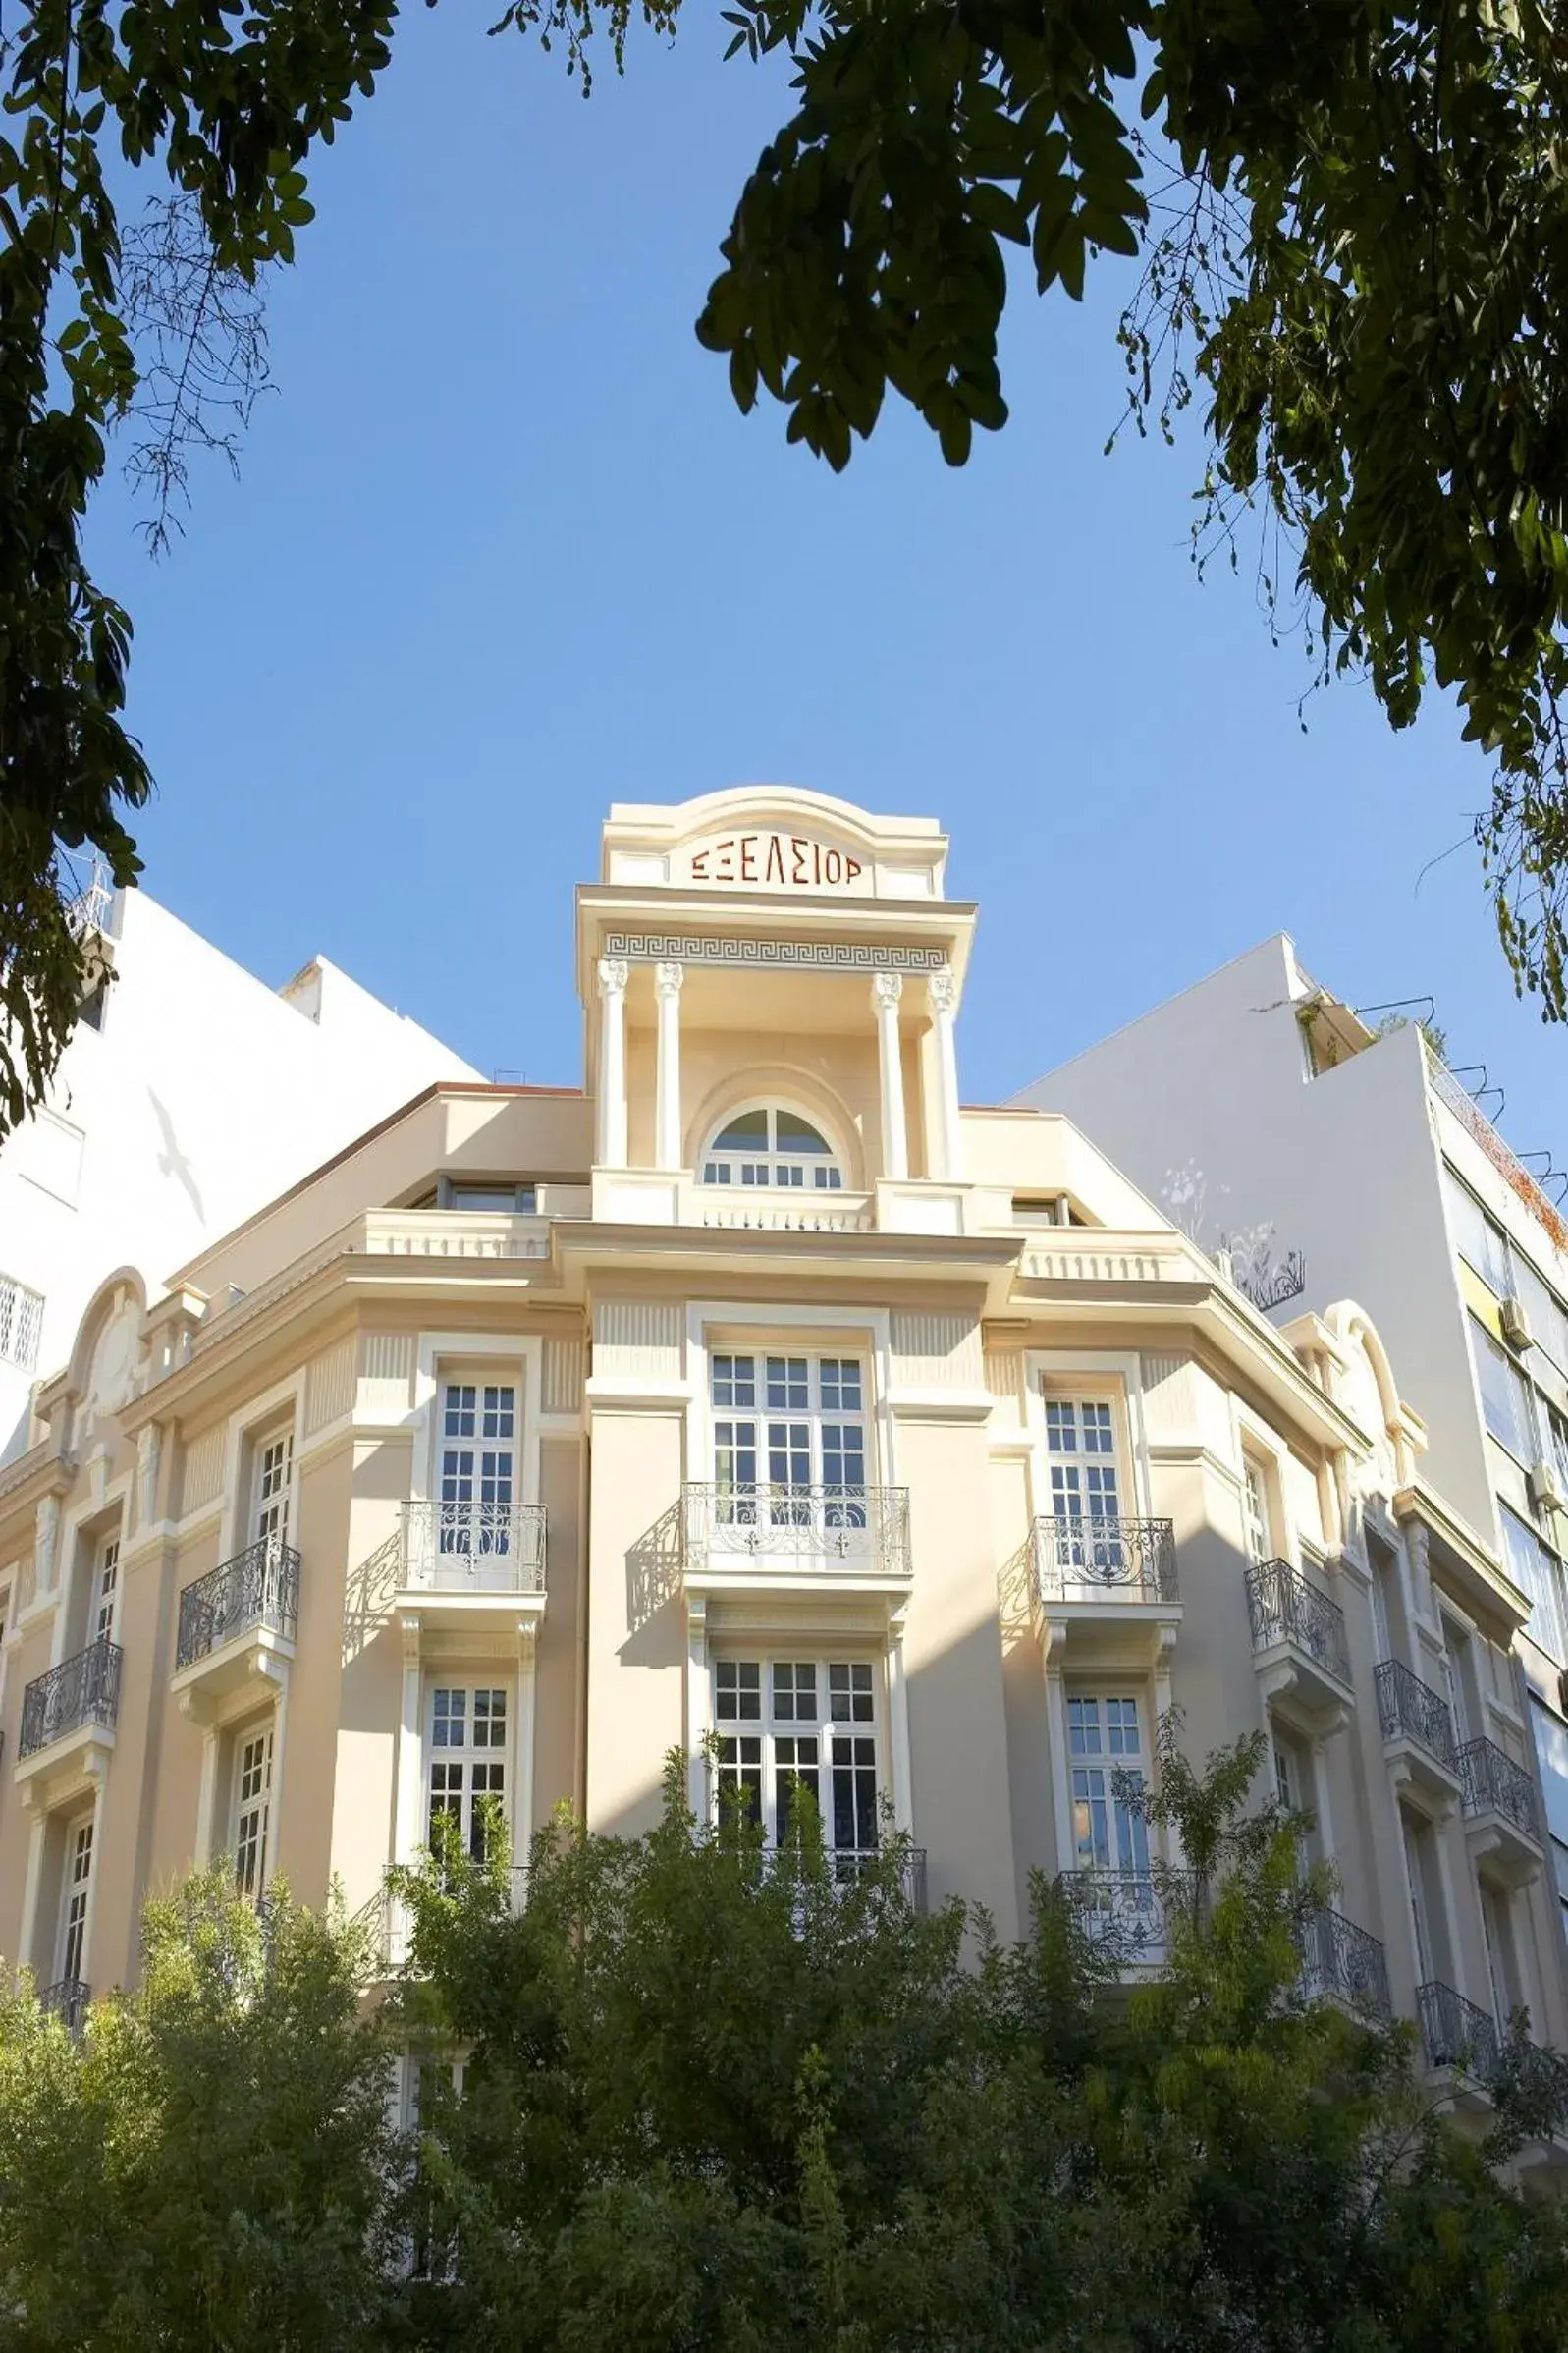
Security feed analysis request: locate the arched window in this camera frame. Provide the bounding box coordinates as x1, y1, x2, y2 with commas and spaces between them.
701, 1106, 844, 1191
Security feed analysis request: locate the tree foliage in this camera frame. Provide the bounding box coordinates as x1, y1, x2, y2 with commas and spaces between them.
383, 1733, 1568, 2350
0, 1871, 398, 2350
7, 0, 1568, 1137
5, 1742, 1568, 2347
696, 0, 1568, 1019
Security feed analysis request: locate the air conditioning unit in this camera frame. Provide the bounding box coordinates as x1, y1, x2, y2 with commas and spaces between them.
1529, 1458, 1564, 1513
1500, 1294, 1534, 1350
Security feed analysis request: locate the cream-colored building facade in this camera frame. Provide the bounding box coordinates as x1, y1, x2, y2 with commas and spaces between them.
1, 789, 1564, 2140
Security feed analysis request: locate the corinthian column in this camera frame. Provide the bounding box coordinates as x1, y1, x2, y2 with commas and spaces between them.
872, 972, 908, 1181
654, 961, 684, 1169
596, 958, 629, 1167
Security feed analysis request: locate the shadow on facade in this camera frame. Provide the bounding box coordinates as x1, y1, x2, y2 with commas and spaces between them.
625, 1500, 683, 1635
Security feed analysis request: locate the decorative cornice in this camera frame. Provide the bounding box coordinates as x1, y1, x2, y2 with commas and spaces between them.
601, 931, 948, 973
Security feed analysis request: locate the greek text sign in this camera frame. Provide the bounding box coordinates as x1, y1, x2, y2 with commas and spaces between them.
686, 832, 866, 890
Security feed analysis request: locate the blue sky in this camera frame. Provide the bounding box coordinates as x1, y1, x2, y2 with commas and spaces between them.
87, 2, 1564, 1178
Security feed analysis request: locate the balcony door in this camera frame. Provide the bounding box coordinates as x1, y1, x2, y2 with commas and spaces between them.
233, 1723, 275, 1901
1068, 1695, 1152, 1884
438, 1382, 517, 1561
90, 1532, 121, 1645
56, 1815, 94, 1988
713, 1656, 881, 1860
1043, 1393, 1132, 1581
711, 1354, 868, 1540
254, 1430, 293, 1552
426, 1684, 509, 1863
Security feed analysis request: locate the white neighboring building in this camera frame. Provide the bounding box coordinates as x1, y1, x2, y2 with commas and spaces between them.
1014, 934, 1568, 1942
0, 879, 481, 1461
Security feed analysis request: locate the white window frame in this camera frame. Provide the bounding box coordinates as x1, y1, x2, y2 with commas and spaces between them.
409, 1335, 542, 1510
1065, 1690, 1154, 1882
435, 1373, 520, 1557
708, 1349, 870, 1513
232, 1719, 275, 1900
216, 1375, 304, 1566
0, 1274, 44, 1373
699, 1103, 846, 1192
1242, 1452, 1276, 1566
1024, 1351, 1154, 1523
425, 1680, 511, 1865
89, 1529, 121, 1646
56, 1813, 95, 1987
711, 1651, 886, 1859
683, 1303, 909, 1835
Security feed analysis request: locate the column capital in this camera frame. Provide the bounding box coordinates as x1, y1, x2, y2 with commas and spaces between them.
654, 959, 685, 998
597, 957, 630, 1000
871, 970, 904, 1012
928, 968, 959, 1016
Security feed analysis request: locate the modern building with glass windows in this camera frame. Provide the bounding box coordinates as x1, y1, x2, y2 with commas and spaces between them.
1, 793, 1565, 2164
1021, 937, 1568, 1978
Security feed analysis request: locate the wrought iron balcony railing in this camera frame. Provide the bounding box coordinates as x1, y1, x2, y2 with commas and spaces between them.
682, 1485, 911, 1578
754, 1844, 928, 1913
39, 1977, 90, 2032
1055, 1867, 1198, 1953
1417, 1979, 1502, 2078
1418, 1981, 1568, 2124
1374, 1658, 1457, 1771
1296, 1904, 1391, 2016
1031, 1516, 1178, 1606
176, 1534, 300, 1670
1458, 1736, 1540, 1840
1246, 1560, 1351, 1685
19, 1636, 122, 1759
400, 1500, 547, 1595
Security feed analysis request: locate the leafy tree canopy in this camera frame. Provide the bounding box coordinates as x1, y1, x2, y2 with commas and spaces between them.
5, 0, 1568, 1136
4, 1733, 1568, 2347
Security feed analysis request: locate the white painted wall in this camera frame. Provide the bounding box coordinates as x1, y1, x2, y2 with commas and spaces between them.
0, 889, 480, 1458
1013, 935, 1494, 1536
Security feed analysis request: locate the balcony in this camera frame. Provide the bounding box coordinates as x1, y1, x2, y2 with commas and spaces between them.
396, 1500, 548, 1634
754, 1844, 929, 1913
1296, 1904, 1391, 2017
1055, 1867, 1197, 1965
1375, 1658, 1462, 1812
680, 1484, 911, 1612
39, 1977, 90, 2033
1245, 1560, 1353, 1736
17, 1636, 121, 1786
1458, 1735, 1543, 1884
1418, 1980, 1568, 2139
1027, 1516, 1179, 1665
1418, 1979, 1501, 2108
173, 1536, 299, 1715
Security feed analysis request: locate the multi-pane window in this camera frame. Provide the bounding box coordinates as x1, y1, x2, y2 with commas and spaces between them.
1445, 1174, 1513, 1299
58, 1817, 93, 1985
1468, 1317, 1536, 1462
713, 1656, 881, 1855
711, 1354, 867, 1523
427, 1686, 508, 1861
0, 1273, 43, 1373
1242, 1455, 1274, 1565
701, 1108, 844, 1191
439, 1382, 516, 1554
1043, 1395, 1129, 1577
91, 1534, 120, 1643
1046, 1400, 1121, 1522
234, 1724, 274, 1899
1501, 1505, 1566, 1665
254, 1431, 293, 1548
1068, 1695, 1151, 1881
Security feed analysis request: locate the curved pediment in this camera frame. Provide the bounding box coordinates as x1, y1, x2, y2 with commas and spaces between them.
601, 785, 948, 902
